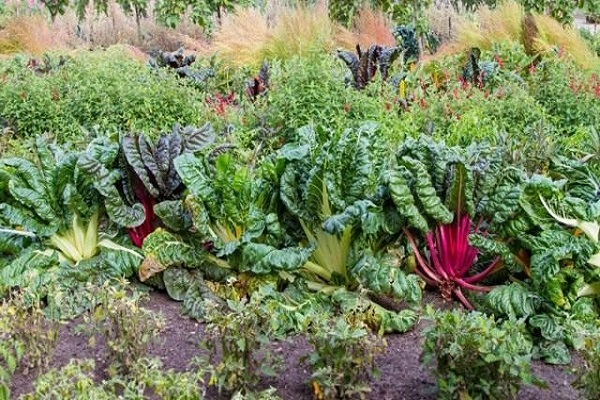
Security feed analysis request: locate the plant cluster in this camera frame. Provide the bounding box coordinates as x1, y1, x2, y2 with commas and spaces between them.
304, 318, 386, 400
1, 3, 600, 397
0, 293, 61, 400
199, 294, 283, 395
77, 281, 165, 375
421, 308, 544, 399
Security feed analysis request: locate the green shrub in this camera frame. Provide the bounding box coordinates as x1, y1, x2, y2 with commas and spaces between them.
265, 55, 387, 140
200, 295, 283, 395
303, 318, 385, 400
77, 281, 165, 375
421, 308, 544, 400
573, 329, 600, 400
0, 47, 206, 147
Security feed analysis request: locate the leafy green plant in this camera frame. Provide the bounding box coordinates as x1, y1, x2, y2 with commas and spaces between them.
78, 281, 165, 375
138, 148, 303, 314
0, 136, 98, 240
0, 137, 143, 306
276, 125, 422, 333
421, 308, 544, 400
382, 137, 522, 308
404, 211, 500, 309
79, 123, 214, 247
337, 44, 400, 89
200, 292, 283, 395
303, 318, 385, 400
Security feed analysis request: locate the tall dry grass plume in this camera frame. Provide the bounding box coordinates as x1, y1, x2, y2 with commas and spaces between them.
433, 0, 599, 69
0, 14, 71, 54
0, 0, 208, 56
265, 2, 337, 60
533, 13, 599, 70
210, 7, 270, 68
453, 1, 523, 52
336, 8, 396, 50
212, 1, 339, 68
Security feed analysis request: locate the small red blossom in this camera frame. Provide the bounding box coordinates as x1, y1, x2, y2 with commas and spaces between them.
493, 54, 504, 69
206, 92, 235, 115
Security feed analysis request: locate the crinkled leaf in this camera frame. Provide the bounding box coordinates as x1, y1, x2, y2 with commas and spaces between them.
154, 200, 191, 231
179, 123, 215, 153
163, 267, 195, 301
141, 228, 206, 269
384, 169, 428, 234
240, 243, 313, 274
351, 254, 422, 305
469, 234, 519, 272
402, 157, 453, 224
122, 134, 160, 198
486, 284, 541, 320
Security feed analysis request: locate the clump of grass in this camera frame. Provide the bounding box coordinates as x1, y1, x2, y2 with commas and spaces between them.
211, 6, 271, 68
533, 13, 600, 69
336, 7, 396, 50
434, 0, 600, 70
211, 2, 339, 68
0, 14, 70, 54
454, 1, 524, 52
265, 2, 337, 61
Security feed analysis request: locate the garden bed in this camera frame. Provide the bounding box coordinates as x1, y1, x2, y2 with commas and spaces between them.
9, 290, 582, 400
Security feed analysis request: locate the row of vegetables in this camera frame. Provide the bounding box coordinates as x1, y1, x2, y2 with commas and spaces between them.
1, 114, 599, 363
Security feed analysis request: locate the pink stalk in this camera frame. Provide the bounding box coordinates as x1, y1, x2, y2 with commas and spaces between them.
456, 279, 493, 293
463, 257, 501, 284
426, 232, 449, 279
403, 211, 498, 310
453, 288, 475, 310
404, 229, 442, 284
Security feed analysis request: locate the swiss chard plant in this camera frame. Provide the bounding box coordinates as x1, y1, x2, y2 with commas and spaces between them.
382, 137, 522, 309
276, 125, 422, 333
337, 44, 400, 89
138, 148, 306, 317
482, 156, 600, 364
0, 137, 142, 310
79, 123, 215, 247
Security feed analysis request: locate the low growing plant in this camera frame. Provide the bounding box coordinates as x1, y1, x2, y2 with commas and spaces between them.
21, 359, 120, 400
573, 328, 600, 399
0, 291, 61, 400
303, 318, 386, 400
78, 281, 165, 375
1, 293, 60, 374
23, 357, 210, 399
200, 293, 283, 395
421, 308, 544, 400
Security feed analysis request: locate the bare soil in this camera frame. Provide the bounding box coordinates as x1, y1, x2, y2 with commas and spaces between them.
10, 290, 582, 399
